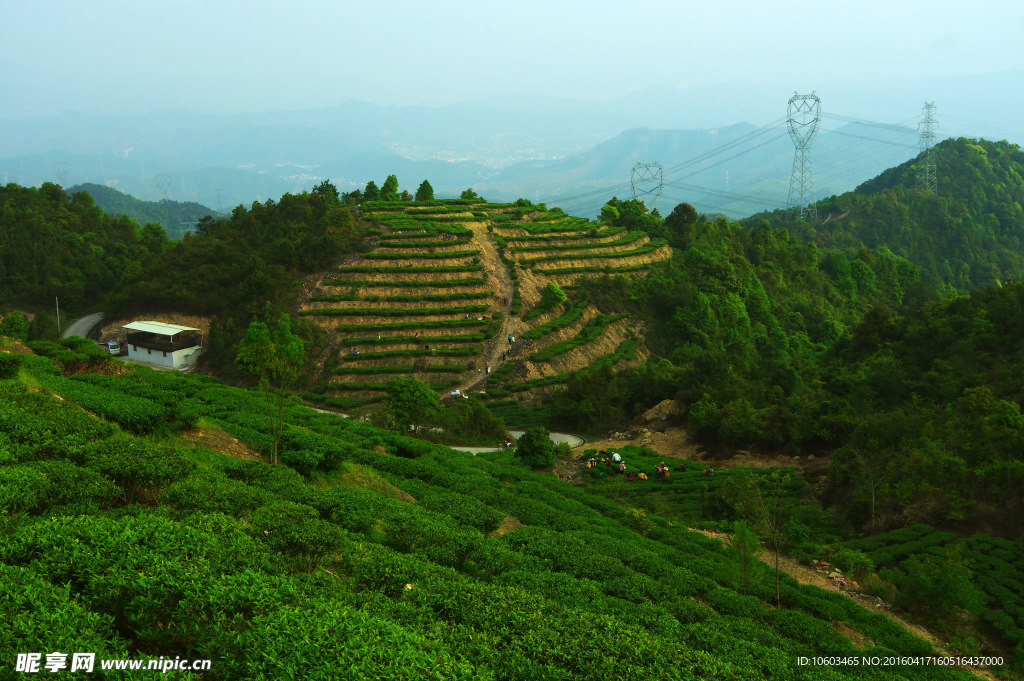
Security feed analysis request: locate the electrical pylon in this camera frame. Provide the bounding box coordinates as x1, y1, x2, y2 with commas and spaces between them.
786, 92, 821, 220
53, 162, 69, 187
630, 161, 663, 211
155, 174, 171, 200
916, 102, 938, 194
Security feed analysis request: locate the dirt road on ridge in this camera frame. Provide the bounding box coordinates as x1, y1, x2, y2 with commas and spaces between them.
458, 226, 516, 393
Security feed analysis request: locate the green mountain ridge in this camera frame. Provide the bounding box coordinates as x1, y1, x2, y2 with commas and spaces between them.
66, 182, 221, 240
748, 138, 1024, 291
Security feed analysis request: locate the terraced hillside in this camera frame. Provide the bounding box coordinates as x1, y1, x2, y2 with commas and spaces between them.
297, 199, 672, 412
484, 208, 671, 408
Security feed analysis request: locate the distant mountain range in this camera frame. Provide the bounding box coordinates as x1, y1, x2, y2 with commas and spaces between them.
3, 71, 1021, 213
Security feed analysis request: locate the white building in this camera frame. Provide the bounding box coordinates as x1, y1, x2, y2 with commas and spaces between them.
123, 321, 203, 370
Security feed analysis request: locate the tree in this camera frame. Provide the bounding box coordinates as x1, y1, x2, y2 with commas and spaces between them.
27, 310, 59, 342
385, 378, 442, 433
0, 310, 29, 341
439, 396, 508, 445
460, 188, 480, 200
727, 470, 791, 608
884, 542, 985, 631
311, 180, 339, 203
600, 205, 619, 224
400, 190, 413, 201
515, 427, 556, 469
848, 449, 891, 534
665, 202, 698, 248
415, 180, 434, 202
235, 311, 306, 465
730, 520, 761, 596
540, 282, 567, 310
380, 175, 399, 202
364, 181, 380, 201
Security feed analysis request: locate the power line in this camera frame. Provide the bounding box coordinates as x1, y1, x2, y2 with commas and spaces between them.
822, 128, 919, 149
540, 117, 788, 207
819, 112, 917, 136
662, 179, 787, 209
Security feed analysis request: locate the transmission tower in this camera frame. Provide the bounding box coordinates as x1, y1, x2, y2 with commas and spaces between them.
630, 161, 663, 211
214, 188, 223, 214
155, 174, 171, 200
53, 162, 69, 187
786, 92, 821, 220
916, 102, 938, 194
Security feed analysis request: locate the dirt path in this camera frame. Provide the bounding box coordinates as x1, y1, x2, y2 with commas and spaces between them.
690, 528, 998, 681
458, 226, 515, 393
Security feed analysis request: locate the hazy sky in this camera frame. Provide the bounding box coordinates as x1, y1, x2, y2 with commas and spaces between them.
2, 0, 1023, 117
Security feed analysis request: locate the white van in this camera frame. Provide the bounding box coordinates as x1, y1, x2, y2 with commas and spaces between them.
103, 341, 120, 355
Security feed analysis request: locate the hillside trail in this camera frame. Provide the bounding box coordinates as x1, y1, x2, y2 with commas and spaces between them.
690, 529, 998, 681
457, 225, 516, 394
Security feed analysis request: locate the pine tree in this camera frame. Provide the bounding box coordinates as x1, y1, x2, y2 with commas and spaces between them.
415, 180, 434, 201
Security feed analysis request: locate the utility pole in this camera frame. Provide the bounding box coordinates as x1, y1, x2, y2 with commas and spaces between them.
630, 161, 663, 212
786, 92, 821, 220
55, 297, 60, 337
917, 102, 938, 194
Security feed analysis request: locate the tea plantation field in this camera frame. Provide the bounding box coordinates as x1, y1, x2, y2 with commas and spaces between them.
0, 350, 975, 680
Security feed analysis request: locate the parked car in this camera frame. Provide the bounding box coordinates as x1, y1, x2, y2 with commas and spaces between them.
96, 341, 121, 355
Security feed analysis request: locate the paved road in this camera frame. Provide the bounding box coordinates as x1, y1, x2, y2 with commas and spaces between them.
451, 430, 585, 454
62, 312, 103, 339
305, 406, 587, 454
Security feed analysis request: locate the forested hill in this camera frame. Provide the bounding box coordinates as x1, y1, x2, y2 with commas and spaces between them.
66, 182, 220, 240
0, 182, 372, 377
747, 138, 1024, 291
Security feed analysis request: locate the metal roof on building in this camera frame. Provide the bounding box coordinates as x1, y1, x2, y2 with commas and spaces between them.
122, 321, 201, 336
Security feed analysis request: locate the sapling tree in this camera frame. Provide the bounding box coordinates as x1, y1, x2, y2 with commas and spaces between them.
848, 448, 891, 535
727, 469, 791, 608
235, 310, 305, 465
730, 519, 761, 596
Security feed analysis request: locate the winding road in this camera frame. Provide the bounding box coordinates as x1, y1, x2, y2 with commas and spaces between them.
62, 312, 103, 339
450, 430, 585, 454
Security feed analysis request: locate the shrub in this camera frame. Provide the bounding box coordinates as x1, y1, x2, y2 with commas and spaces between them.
81, 438, 196, 504
531, 314, 627, 361
516, 427, 556, 469
300, 304, 490, 317
521, 301, 588, 340
336, 320, 488, 333
362, 250, 480, 260
419, 491, 504, 534
322, 278, 487, 288
246, 501, 345, 573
